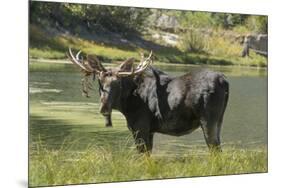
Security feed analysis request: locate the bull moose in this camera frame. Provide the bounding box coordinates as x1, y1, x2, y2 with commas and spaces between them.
67, 48, 229, 154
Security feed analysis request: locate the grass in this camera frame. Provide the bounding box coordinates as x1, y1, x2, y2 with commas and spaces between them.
29, 25, 141, 61
29, 141, 267, 187
204, 33, 267, 67
29, 60, 267, 78
179, 30, 267, 67
29, 25, 267, 67
28, 92, 268, 187
29, 101, 267, 187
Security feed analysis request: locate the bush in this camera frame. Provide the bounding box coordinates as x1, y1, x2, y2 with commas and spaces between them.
180, 29, 207, 53
205, 35, 242, 57
30, 1, 151, 34
179, 12, 215, 29
246, 16, 268, 34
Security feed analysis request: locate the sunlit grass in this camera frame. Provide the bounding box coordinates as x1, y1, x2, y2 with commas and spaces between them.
29, 141, 267, 187
29, 60, 267, 78
29, 25, 140, 61
29, 48, 65, 59
205, 34, 267, 67
29, 25, 267, 67
29, 100, 267, 187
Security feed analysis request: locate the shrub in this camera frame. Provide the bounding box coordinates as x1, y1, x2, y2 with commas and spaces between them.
246, 16, 268, 34
205, 35, 242, 57
180, 29, 207, 53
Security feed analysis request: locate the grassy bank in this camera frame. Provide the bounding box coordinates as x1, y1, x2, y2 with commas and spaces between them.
29, 143, 267, 187
29, 93, 268, 187
29, 25, 267, 67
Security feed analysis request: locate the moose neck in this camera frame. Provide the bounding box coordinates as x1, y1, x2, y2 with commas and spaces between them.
116, 67, 173, 119
114, 77, 139, 115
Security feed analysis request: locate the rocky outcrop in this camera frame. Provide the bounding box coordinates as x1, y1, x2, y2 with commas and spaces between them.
155, 15, 180, 31
149, 12, 181, 33
245, 34, 268, 56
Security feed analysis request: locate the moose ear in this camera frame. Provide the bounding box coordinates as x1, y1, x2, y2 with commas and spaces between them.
119, 57, 135, 72
87, 54, 107, 72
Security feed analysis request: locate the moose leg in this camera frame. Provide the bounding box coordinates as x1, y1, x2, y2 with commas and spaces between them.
148, 133, 154, 152
216, 116, 224, 145
200, 118, 222, 153
133, 131, 154, 154
145, 133, 154, 153
104, 114, 112, 127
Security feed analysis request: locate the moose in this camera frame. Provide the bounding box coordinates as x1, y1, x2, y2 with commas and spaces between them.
67, 48, 229, 154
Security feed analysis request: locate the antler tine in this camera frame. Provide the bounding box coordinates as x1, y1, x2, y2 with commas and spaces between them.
137, 52, 145, 69
141, 51, 153, 68
76, 50, 82, 60
117, 51, 153, 77
67, 48, 92, 73
135, 51, 153, 71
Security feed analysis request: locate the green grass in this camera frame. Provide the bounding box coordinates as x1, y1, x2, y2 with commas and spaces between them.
29, 48, 66, 59
29, 99, 268, 187
29, 142, 267, 187
29, 25, 267, 67
28, 95, 268, 187
178, 30, 267, 67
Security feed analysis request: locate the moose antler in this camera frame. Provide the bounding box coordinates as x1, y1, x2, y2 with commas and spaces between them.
117, 51, 153, 77
67, 48, 153, 97
67, 48, 107, 97
67, 48, 93, 73
67, 48, 107, 74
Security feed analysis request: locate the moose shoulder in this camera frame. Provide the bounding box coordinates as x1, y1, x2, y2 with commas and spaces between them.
67, 48, 229, 154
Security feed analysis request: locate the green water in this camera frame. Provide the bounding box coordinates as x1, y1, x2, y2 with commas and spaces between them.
29, 62, 267, 156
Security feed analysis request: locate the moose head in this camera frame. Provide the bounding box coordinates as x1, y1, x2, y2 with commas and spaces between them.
67, 48, 153, 117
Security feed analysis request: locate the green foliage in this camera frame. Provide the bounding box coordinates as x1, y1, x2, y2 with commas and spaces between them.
205, 34, 242, 57
211, 13, 249, 29
175, 12, 251, 30
245, 16, 268, 34
29, 1, 268, 67
30, 1, 151, 34
29, 142, 267, 187
29, 25, 138, 60
180, 30, 207, 53
228, 14, 249, 25
29, 48, 65, 59
29, 24, 267, 67
177, 12, 215, 28
179, 29, 267, 67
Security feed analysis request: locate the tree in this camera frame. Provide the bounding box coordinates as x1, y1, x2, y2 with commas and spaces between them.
30, 1, 151, 34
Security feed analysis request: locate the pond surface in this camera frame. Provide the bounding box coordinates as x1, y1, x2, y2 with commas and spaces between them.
29, 62, 267, 156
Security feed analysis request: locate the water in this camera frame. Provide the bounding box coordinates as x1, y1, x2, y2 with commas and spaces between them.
29, 62, 267, 155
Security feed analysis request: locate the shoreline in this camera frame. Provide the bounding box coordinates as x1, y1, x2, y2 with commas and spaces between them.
29, 58, 268, 70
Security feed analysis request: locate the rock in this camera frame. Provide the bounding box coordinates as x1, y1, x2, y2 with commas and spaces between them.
155, 14, 180, 32
151, 31, 179, 46
245, 34, 268, 56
